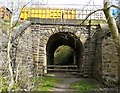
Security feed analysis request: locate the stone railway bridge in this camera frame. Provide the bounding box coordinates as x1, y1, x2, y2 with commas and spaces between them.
0, 18, 119, 86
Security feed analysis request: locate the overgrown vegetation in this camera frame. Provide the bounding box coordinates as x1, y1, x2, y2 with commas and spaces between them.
33, 77, 59, 91
0, 77, 21, 92
54, 45, 74, 65
0, 76, 59, 92
70, 79, 105, 92
0, 77, 8, 92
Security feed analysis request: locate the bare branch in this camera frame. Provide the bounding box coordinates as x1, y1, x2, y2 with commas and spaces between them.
10, 2, 31, 30
111, 5, 120, 9
80, 8, 104, 25
80, 4, 120, 26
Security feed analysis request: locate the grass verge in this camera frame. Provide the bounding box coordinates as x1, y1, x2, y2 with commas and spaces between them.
33, 76, 60, 91
70, 79, 105, 93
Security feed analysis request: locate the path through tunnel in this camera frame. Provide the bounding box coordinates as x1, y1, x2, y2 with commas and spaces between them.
46, 32, 83, 72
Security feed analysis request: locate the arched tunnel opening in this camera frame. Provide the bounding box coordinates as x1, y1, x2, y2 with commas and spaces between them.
46, 32, 83, 73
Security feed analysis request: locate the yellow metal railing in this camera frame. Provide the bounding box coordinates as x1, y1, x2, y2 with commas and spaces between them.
20, 8, 76, 20
20, 7, 105, 21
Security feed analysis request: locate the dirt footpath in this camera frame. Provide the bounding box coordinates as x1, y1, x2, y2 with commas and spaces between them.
48, 72, 82, 92
48, 72, 120, 93
51, 77, 81, 92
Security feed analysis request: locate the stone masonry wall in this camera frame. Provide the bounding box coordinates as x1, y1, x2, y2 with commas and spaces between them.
2, 22, 117, 87
30, 24, 103, 79
15, 27, 34, 89
102, 36, 118, 86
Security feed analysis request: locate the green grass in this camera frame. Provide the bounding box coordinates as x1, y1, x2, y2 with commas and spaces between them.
0, 76, 60, 92
70, 79, 105, 93
0, 77, 8, 92
33, 76, 59, 91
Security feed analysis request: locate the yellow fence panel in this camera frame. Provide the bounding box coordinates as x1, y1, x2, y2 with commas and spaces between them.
20, 8, 76, 20
63, 9, 76, 19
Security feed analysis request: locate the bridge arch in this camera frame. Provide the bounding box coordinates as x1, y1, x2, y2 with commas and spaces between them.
46, 32, 83, 69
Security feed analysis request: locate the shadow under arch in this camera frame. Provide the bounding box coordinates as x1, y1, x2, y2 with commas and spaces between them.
46, 32, 83, 69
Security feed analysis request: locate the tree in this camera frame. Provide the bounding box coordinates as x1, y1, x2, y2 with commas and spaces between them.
103, 0, 120, 84
0, 1, 31, 91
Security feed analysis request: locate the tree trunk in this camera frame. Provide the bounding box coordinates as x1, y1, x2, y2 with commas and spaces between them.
7, 30, 14, 88
103, 0, 120, 84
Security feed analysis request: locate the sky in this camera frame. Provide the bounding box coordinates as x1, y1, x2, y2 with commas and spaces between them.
0, 0, 104, 8
0, 0, 118, 9
0, 0, 118, 20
